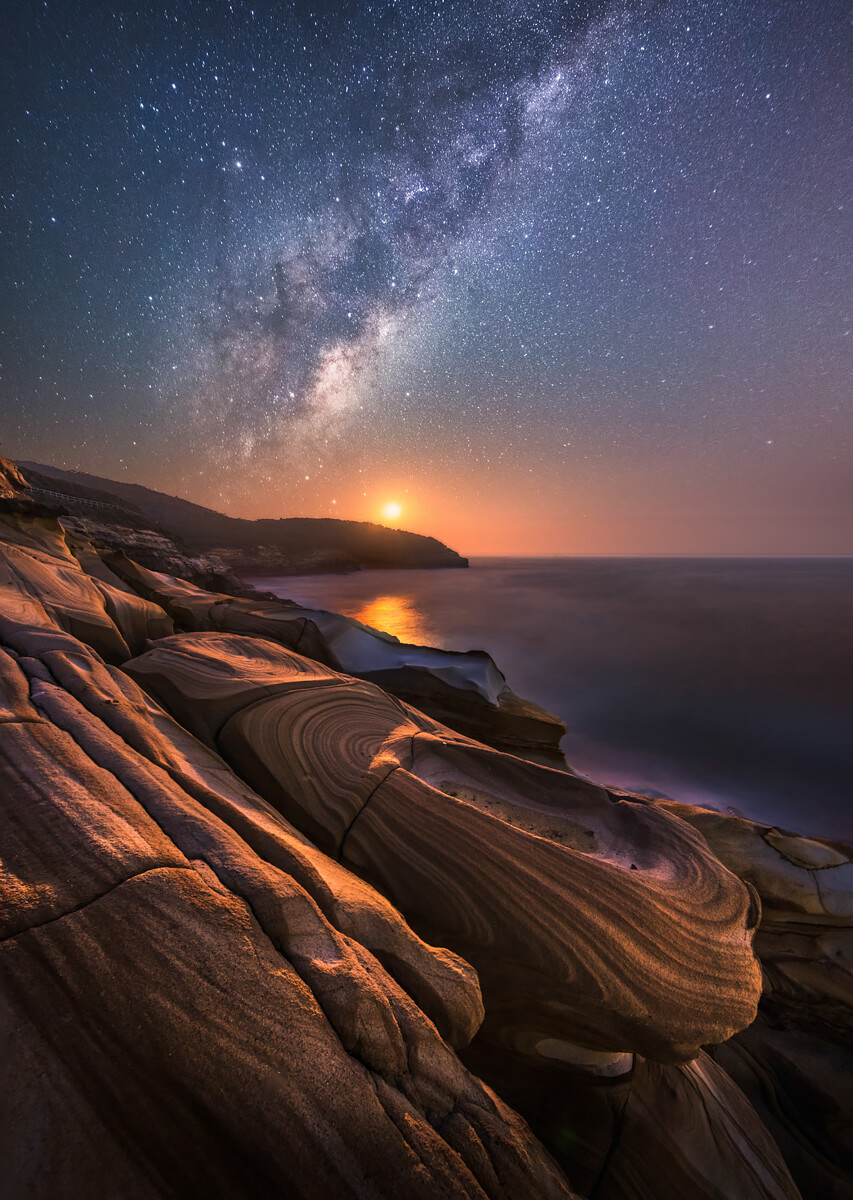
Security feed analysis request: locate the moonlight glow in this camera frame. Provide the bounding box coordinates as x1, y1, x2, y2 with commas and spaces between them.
382, 502, 402, 522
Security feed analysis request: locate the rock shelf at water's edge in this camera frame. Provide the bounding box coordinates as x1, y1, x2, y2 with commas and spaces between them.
0, 453, 849, 1199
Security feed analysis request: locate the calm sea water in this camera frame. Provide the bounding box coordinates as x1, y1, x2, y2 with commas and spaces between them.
245, 558, 853, 841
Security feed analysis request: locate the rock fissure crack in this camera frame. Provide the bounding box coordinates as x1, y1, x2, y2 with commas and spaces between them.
338, 760, 407, 860
0, 864, 198, 948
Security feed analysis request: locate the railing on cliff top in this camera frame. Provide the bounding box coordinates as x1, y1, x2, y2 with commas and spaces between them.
25, 485, 141, 518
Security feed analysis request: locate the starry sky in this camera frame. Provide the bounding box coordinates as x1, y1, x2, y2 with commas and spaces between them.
1, 0, 850, 554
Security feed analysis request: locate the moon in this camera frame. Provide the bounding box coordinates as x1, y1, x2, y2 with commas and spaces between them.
382, 501, 402, 521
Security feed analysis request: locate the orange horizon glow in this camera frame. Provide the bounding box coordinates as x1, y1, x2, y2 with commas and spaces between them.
9, 418, 851, 558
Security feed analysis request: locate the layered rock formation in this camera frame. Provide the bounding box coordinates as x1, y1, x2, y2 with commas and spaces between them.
124, 631, 764, 1064
105, 551, 567, 758
0, 625, 578, 1198
0, 472, 847, 1198
0, 510, 170, 662
120, 630, 808, 1199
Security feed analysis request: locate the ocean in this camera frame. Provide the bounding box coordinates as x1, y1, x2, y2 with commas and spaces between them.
244, 557, 853, 841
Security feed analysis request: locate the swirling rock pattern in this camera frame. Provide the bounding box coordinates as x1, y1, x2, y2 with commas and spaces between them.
654, 801, 853, 921
0, 629, 579, 1199
126, 631, 764, 1064
654, 801, 853, 1039
0, 502, 830, 1197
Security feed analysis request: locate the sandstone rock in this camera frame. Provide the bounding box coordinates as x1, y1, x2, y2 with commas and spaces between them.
462, 1040, 800, 1200
592, 1051, 800, 1199
2, 868, 573, 1199
67, 535, 174, 653
0, 515, 173, 661
126, 631, 764, 1064
107, 552, 567, 757
356, 663, 567, 759
0, 491, 828, 1197
0, 513, 131, 661
654, 800, 853, 1036
713, 1017, 853, 1200
0, 634, 578, 1199
655, 801, 853, 920
0, 454, 32, 498
651, 799, 853, 1199
105, 550, 342, 667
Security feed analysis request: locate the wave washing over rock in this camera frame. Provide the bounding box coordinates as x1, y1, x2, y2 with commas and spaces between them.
0, 454, 850, 1199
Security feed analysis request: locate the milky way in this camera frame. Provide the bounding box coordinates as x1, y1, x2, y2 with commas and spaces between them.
168, 2, 633, 457
1, 0, 850, 551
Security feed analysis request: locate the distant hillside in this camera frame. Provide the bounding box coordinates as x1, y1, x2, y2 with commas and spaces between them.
20, 462, 468, 572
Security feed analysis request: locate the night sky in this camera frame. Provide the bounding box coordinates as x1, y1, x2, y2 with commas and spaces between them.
1, 0, 850, 554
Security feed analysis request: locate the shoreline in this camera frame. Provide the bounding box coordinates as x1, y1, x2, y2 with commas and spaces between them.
0, 474, 849, 1198
244, 558, 853, 842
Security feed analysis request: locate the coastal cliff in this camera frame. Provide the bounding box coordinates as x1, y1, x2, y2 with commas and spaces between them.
0, 454, 849, 1199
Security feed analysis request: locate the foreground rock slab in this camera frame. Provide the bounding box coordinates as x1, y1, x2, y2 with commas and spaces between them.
0, 487, 826, 1197
126, 630, 764, 1065
0, 627, 579, 1199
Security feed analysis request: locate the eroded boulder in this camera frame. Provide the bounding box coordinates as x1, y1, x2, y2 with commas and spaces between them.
0, 631, 579, 1199
126, 631, 764, 1065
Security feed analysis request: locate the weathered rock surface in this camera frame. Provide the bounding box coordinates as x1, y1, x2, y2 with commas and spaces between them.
105, 550, 337, 664
0, 483, 846, 1197
650, 800, 853, 1200
654, 801, 853, 1038
0, 626, 579, 1199
67, 534, 174, 654
0, 512, 172, 661
655, 803, 853, 921
125, 631, 764, 1065
461, 1040, 800, 1200
0, 514, 131, 661
0, 454, 31, 498
714, 1017, 853, 1200
107, 551, 567, 757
